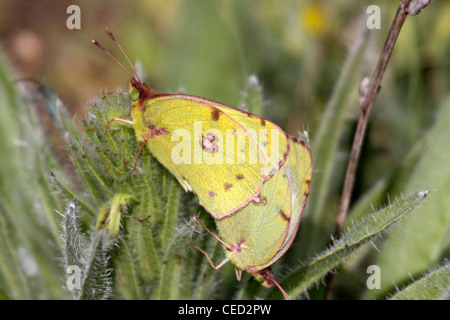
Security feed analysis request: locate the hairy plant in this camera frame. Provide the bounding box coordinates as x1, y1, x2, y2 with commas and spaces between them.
0, 0, 448, 300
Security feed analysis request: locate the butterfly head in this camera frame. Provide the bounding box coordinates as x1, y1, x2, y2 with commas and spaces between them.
129, 78, 156, 103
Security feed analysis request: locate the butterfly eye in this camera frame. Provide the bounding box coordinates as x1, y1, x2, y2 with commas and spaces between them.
130, 88, 140, 101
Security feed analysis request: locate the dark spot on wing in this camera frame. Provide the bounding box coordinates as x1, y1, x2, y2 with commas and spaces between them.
211, 109, 220, 121
252, 195, 267, 206
279, 210, 290, 221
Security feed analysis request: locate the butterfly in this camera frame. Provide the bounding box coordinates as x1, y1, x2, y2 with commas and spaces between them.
92, 28, 290, 219
92, 28, 313, 299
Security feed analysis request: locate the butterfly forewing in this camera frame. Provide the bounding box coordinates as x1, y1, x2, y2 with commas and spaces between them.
140, 94, 290, 218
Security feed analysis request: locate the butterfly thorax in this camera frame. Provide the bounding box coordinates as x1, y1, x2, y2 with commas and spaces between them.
129, 79, 157, 142
130, 106, 149, 143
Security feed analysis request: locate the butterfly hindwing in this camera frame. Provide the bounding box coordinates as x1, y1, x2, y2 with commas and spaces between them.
269, 136, 312, 264
215, 158, 291, 270
215, 135, 312, 271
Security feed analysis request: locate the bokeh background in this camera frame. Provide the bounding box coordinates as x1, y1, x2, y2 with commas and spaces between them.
2, 0, 449, 189
0, 0, 449, 299
1, 0, 445, 132
1, 0, 448, 136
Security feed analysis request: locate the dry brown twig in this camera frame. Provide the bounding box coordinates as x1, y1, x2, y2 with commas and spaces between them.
324, 0, 433, 299
336, 0, 433, 238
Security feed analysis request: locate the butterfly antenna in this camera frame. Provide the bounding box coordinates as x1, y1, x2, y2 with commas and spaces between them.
91, 39, 137, 82
104, 27, 142, 83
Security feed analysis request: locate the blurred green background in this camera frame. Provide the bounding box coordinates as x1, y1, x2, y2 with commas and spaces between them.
1, 0, 448, 160
1, 0, 449, 145
0, 0, 449, 299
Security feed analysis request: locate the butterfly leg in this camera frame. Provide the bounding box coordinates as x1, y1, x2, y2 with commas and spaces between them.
191, 215, 234, 251
235, 268, 243, 281
131, 136, 148, 173
186, 242, 229, 270
89, 117, 133, 130
189, 215, 250, 273
90, 116, 147, 173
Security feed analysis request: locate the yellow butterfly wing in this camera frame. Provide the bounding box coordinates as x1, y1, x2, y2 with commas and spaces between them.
269, 135, 312, 264
215, 135, 312, 272
131, 94, 290, 219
